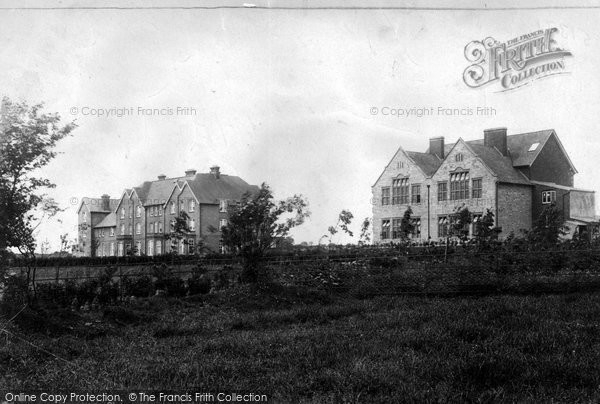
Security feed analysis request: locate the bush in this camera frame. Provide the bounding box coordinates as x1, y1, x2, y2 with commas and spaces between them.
187, 274, 211, 295
121, 275, 154, 297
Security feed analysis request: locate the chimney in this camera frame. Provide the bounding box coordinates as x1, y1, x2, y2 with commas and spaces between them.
185, 169, 197, 177
210, 165, 220, 179
484, 127, 508, 156
157, 174, 166, 180
429, 137, 444, 159
101, 194, 110, 211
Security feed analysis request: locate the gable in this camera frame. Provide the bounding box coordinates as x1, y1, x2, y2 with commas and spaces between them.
372, 147, 429, 188
434, 139, 495, 179
529, 134, 576, 186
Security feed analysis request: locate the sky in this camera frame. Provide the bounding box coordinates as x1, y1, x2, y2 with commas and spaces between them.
2, 0, 600, 251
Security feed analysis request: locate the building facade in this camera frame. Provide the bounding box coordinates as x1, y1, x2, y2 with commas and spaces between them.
76, 166, 258, 256
372, 128, 597, 243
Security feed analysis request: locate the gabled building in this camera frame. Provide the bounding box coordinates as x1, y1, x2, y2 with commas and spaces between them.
372, 128, 597, 243
77, 166, 259, 256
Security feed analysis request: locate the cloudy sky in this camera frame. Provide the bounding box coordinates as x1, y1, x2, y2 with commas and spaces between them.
3, 0, 600, 250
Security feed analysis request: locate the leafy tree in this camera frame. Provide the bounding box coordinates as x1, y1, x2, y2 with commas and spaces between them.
0, 97, 76, 299
221, 183, 309, 283
449, 205, 472, 242
322, 210, 353, 244
473, 208, 501, 248
528, 203, 568, 246
165, 211, 191, 254
358, 217, 372, 245
399, 207, 415, 241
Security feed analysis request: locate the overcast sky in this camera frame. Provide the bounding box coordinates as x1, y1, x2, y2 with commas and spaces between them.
3, 0, 600, 251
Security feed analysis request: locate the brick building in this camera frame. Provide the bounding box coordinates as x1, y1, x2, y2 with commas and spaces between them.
76, 166, 259, 256
372, 128, 597, 243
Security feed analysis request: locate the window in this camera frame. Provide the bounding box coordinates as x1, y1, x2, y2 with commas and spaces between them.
155, 240, 162, 255
135, 241, 141, 255
438, 216, 449, 238
542, 190, 556, 204
158, 207, 162, 216
411, 218, 421, 239
136, 205, 141, 218
147, 242, 153, 256
190, 200, 196, 212
219, 219, 228, 230
120, 224, 125, 235
411, 184, 421, 204
135, 223, 141, 234
472, 214, 484, 236
438, 182, 448, 201
150, 207, 154, 217
180, 199, 185, 213
392, 218, 402, 239
159, 222, 163, 233
120, 208, 125, 219
381, 187, 390, 205
110, 228, 115, 236
397, 161, 405, 169
109, 242, 115, 256
455, 153, 464, 162
219, 200, 228, 213
170, 201, 175, 214
126, 243, 131, 255
392, 178, 409, 205
129, 206, 132, 218
170, 219, 176, 229
188, 239, 195, 254
179, 240, 185, 255
450, 172, 470, 200
528, 142, 540, 152
380, 219, 390, 239
189, 218, 196, 231
472, 178, 482, 199
101, 242, 106, 257
128, 224, 132, 235
118, 242, 123, 256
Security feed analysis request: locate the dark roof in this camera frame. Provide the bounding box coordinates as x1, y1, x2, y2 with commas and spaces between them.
94, 212, 116, 228
505, 130, 554, 167
187, 173, 260, 204
406, 151, 442, 177
467, 143, 530, 185
79, 197, 118, 213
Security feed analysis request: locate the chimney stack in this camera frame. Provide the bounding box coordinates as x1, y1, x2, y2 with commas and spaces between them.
185, 169, 197, 177
210, 165, 220, 179
157, 174, 166, 180
429, 137, 444, 159
484, 127, 508, 156
101, 194, 110, 211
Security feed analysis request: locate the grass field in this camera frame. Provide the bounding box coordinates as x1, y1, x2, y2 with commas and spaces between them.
2, 285, 600, 403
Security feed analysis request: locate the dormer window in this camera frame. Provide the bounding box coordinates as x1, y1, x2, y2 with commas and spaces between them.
455, 153, 464, 162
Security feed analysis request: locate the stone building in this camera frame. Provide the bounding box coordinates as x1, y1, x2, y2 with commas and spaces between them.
372, 128, 597, 243
76, 166, 258, 256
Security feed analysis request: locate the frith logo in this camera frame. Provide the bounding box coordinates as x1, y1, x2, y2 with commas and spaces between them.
463, 28, 572, 92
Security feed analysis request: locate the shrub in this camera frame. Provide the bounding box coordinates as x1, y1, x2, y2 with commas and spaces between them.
187, 274, 211, 295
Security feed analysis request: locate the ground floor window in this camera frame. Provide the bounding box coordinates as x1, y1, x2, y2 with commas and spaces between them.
147, 241, 154, 256
438, 216, 449, 238
392, 218, 402, 239
109, 242, 115, 256
188, 239, 195, 254
156, 240, 162, 255
411, 218, 421, 239
135, 241, 141, 255
118, 242, 123, 256
381, 219, 391, 239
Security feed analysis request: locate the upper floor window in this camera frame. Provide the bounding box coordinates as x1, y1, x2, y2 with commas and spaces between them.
180, 199, 185, 213
397, 161, 405, 169
472, 178, 483, 199
392, 178, 409, 205
159, 207, 163, 216
120, 208, 125, 219
159, 222, 163, 233
189, 218, 196, 231
450, 172, 470, 200
542, 190, 556, 204
411, 184, 421, 204
135, 223, 141, 234
110, 228, 115, 237
120, 224, 125, 235
136, 205, 141, 218
219, 200, 228, 213
219, 218, 228, 229
381, 219, 391, 239
128, 206, 132, 218
170, 201, 175, 214
190, 200, 196, 212
128, 224, 132, 235
438, 182, 448, 201
455, 153, 464, 162
381, 187, 390, 206
188, 239, 195, 255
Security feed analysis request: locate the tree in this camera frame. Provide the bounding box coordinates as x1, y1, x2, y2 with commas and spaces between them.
221, 183, 309, 283
473, 209, 500, 245
449, 205, 472, 242
399, 207, 415, 241
321, 210, 353, 245
358, 217, 372, 245
0, 97, 76, 299
164, 211, 191, 254
528, 203, 568, 246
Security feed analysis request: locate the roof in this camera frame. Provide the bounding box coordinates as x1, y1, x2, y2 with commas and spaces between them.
186, 173, 260, 204
529, 180, 595, 193
504, 130, 554, 167
78, 197, 118, 213
94, 212, 116, 228
468, 143, 531, 185
406, 151, 441, 177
